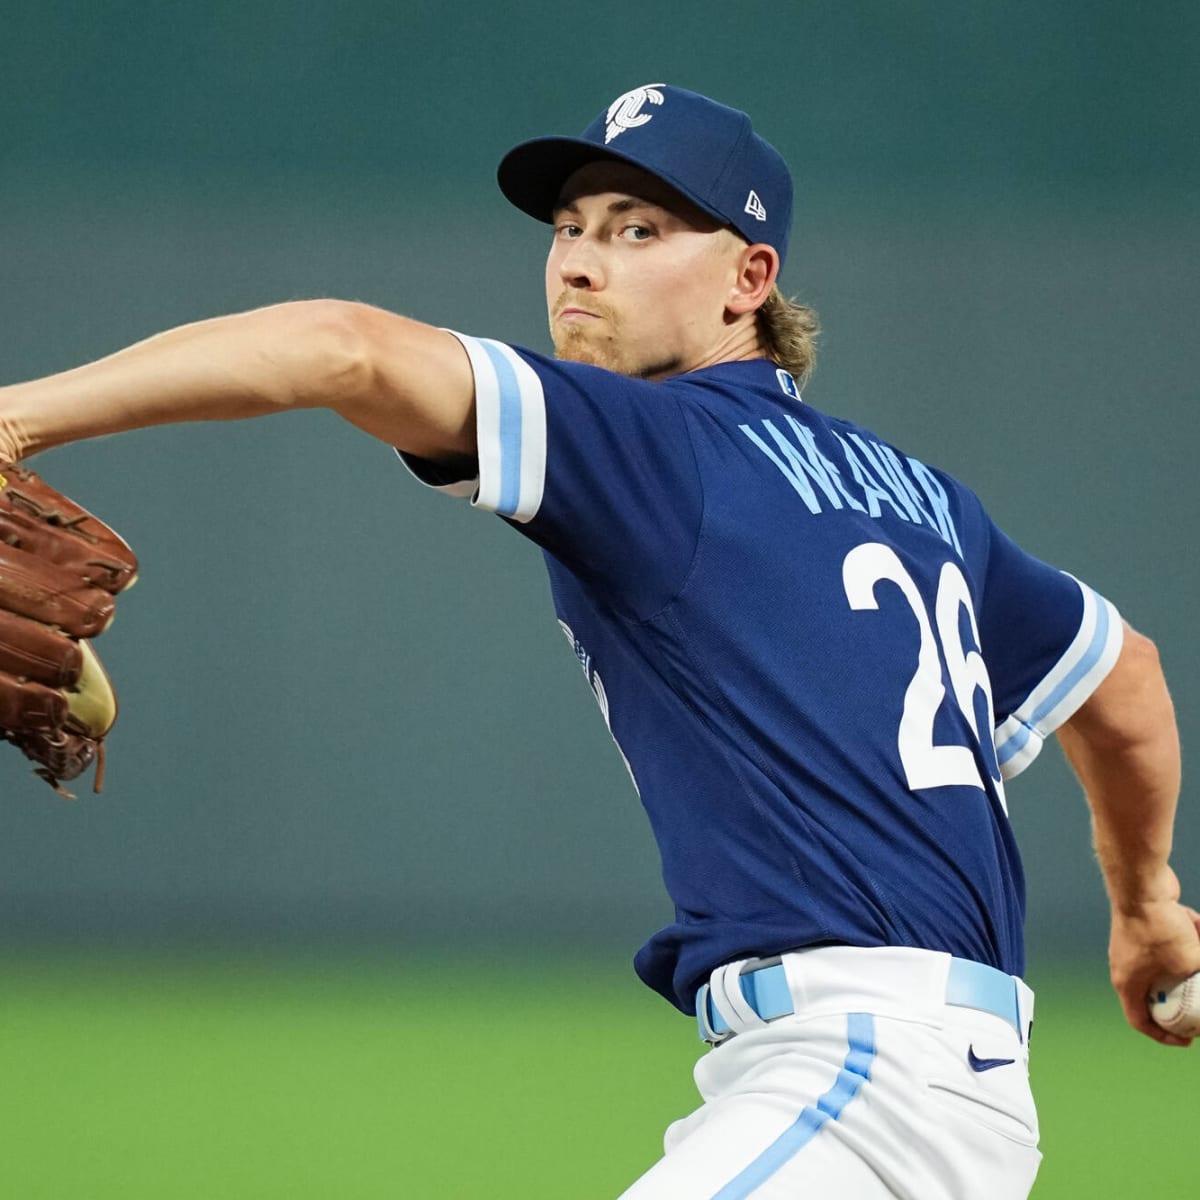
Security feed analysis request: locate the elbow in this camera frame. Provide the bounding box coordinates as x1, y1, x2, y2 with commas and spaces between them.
1119, 623, 1163, 682
260, 300, 473, 455
275, 299, 380, 411
1061, 621, 1171, 747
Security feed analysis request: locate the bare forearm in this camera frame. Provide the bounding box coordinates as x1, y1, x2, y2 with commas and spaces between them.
1056, 623, 1200, 1043
1081, 745, 1179, 911
0, 300, 368, 462
1057, 626, 1181, 909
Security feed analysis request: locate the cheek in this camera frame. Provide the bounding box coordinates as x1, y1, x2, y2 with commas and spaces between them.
674, 257, 735, 323
649, 270, 714, 326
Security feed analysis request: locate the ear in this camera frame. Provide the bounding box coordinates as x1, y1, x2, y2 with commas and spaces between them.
726, 243, 779, 316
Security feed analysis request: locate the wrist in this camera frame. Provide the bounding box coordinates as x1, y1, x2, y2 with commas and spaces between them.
0, 394, 31, 463
1107, 864, 1181, 917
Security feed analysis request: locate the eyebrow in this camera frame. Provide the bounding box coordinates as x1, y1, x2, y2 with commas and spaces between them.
554, 196, 663, 217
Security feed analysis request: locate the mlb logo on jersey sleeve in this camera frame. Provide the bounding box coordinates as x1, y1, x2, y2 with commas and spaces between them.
776, 368, 802, 401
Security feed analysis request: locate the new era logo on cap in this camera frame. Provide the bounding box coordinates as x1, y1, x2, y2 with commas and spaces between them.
496, 84, 795, 267
745, 190, 767, 221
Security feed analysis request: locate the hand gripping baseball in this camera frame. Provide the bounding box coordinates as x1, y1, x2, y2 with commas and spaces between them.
0, 463, 137, 795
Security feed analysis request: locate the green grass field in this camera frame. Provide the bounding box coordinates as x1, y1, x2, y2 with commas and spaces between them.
0, 953, 1191, 1198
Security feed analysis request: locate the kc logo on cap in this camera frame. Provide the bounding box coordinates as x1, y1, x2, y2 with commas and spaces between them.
605, 84, 666, 144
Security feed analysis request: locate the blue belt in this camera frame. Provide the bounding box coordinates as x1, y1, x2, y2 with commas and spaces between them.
696, 956, 1022, 1044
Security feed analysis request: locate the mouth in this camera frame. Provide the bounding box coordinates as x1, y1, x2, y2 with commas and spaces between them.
557, 306, 601, 322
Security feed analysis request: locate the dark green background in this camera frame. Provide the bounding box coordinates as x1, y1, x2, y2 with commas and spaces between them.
1, 0, 1197, 994
1, 5, 1198, 1197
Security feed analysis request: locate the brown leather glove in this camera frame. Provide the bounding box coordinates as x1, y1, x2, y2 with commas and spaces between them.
0, 463, 138, 795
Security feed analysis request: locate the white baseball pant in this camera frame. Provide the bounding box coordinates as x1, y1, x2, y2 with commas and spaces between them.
618, 946, 1040, 1200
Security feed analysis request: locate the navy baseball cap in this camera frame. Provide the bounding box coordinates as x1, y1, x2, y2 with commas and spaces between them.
498, 84, 794, 267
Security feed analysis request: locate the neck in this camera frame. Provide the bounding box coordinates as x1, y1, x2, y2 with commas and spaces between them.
649, 319, 768, 381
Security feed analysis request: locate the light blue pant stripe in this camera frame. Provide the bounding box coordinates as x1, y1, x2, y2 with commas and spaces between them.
477, 339, 524, 518
708, 1013, 876, 1200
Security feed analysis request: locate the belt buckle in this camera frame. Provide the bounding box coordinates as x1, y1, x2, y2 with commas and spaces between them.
695, 982, 730, 1046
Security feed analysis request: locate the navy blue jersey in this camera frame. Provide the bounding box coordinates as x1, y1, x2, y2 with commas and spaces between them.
400, 334, 1122, 1013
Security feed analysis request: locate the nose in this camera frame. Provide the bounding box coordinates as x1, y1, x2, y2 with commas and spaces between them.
555, 234, 604, 291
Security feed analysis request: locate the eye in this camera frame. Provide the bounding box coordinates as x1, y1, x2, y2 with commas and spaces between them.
555, 222, 583, 239
622, 224, 654, 241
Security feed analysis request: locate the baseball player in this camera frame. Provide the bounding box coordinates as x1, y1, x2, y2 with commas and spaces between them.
0, 85, 1196, 1198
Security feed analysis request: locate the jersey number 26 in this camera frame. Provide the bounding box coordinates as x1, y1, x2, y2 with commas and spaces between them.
842, 542, 1004, 806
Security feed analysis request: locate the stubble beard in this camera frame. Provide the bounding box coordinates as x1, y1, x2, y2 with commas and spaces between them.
549, 309, 680, 380
552, 323, 631, 374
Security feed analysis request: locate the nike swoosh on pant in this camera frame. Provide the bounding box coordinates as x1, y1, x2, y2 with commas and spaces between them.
967, 1046, 1017, 1072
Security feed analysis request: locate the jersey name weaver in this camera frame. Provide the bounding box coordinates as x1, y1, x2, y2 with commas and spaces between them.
741, 414, 962, 553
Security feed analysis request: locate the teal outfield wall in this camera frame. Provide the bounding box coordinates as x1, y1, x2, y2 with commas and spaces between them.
1, 3, 1197, 967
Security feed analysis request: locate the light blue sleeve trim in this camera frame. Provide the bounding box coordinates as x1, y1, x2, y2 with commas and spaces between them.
994, 578, 1123, 781
996, 592, 1112, 767
476, 339, 524, 518
468, 335, 547, 522
390, 332, 547, 523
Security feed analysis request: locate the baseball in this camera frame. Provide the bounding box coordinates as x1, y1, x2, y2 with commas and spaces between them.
1148, 973, 1200, 1037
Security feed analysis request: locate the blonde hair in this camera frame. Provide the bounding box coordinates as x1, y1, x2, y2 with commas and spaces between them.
756, 286, 820, 388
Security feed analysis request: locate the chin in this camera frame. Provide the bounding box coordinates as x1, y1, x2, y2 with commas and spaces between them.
550, 329, 680, 380
552, 331, 625, 373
